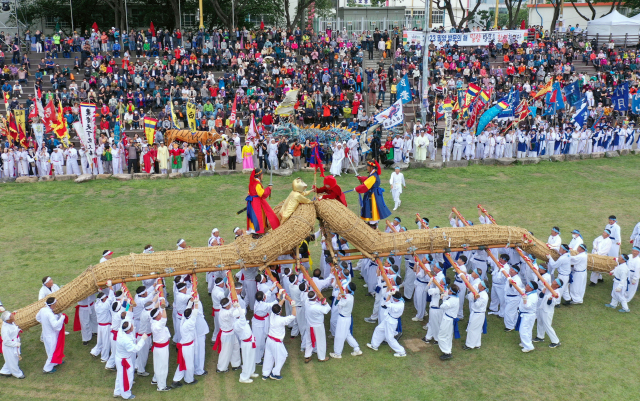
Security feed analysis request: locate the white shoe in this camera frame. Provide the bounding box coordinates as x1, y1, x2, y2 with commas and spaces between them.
393, 205, 398, 211
363, 284, 368, 288
411, 317, 423, 322
329, 353, 341, 359
250, 374, 259, 378
393, 353, 406, 357
398, 200, 401, 206
239, 378, 253, 383
521, 348, 534, 353
351, 349, 363, 356
518, 343, 524, 348
366, 343, 378, 351
65, 331, 70, 335
422, 324, 428, 330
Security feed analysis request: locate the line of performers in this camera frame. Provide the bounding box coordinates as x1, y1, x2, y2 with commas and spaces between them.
441, 122, 637, 162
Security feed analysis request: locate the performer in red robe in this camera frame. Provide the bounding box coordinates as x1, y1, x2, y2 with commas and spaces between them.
246, 168, 280, 234
314, 175, 347, 206
143, 146, 157, 173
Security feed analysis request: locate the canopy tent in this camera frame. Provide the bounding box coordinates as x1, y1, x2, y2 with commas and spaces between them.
586, 10, 640, 39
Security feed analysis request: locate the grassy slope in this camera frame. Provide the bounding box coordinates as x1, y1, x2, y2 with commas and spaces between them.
0, 157, 639, 401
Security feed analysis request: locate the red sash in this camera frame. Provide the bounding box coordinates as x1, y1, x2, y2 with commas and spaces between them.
212, 329, 232, 353
211, 308, 220, 317
152, 340, 170, 352
111, 330, 119, 341
176, 340, 194, 371
98, 322, 110, 326
73, 303, 93, 332
253, 314, 267, 321
0, 336, 3, 354
242, 336, 256, 349
267, 335, 282, 343
121, 358, 132, 392
51, 314, 69, 365
310, 327, 316, 348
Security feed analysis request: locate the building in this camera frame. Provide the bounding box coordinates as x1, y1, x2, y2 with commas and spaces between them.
526, 1, 631, 32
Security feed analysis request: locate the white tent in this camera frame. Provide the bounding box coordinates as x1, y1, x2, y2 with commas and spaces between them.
587, 10, 640, 38
631, 13, 640, 21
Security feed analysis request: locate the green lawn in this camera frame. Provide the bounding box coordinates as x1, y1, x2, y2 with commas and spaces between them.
1, 156, 639, 401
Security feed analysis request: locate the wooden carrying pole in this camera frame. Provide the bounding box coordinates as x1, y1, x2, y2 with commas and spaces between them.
374, 257, 395, 291
413, 254, 444, 292
298, 261, 326, 302
416, 213, 430, 229
485, 250, 525, 296
323, 235, 346, 297
444, 252, 478, 297
516, 247, 559, 298
386, 220, 399, 233
477, 204, 497, 224
263, 267, 293, 303
452, 207, 470, 226
226, 270, 238, 303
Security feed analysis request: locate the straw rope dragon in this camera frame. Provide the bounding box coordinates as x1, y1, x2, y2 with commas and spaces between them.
2, 198, 618, 331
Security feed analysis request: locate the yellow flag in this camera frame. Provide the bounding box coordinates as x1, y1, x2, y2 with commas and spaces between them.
14, 109, 26, 133
170, 97, 179, 129
186, 101, 196, 132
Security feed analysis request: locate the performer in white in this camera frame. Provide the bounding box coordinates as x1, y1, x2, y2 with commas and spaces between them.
150, 304, 172, 392
50, 147, 64, 175
114, 321, 148, 399
413, 131, 428, 161
66, 144, 81, 175
261, 292, 296, 380
389, 166, 406, 211
463, 281, 488, 350
233, 300, 259, 383
35, 297, 67, 373
367, 291, 406, 358
330, 142, 345, 176
0, 311, 24, 379
347, 134, 360, 166
90, 289, 115, 362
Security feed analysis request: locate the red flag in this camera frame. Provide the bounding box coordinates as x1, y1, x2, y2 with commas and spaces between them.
548, 89, 557, 104
7, 112, 18, 144
150, 21, 156, 36
520, 20, 526, 29
29, 103, 37, 120
92, 22, 99, 33
260, 20, 264, 30
229, 95, 237, 127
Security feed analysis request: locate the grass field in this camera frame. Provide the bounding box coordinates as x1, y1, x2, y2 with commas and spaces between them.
1, 157, 640, 401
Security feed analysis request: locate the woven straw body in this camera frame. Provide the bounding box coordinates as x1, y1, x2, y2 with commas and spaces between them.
5, 199, 618, 331
315, 199, 618, 273
9, 203, 316, 331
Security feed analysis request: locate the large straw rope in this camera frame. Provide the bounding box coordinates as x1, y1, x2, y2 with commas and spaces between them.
315, 199, 618, 273
3, 199, 619, 331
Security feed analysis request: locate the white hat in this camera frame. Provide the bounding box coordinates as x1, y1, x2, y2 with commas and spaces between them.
212, 228, 219, 235
1, 311, 11, 322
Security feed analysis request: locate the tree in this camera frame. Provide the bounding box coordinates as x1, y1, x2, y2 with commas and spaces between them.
504, 0, 525, 29
437, 0, 483, 31
568, 0, 624, 23
21, 0, 99, 34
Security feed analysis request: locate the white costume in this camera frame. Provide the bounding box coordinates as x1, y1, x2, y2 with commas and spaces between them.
518, 290, 538, 352
389, 170, 405, 211
304, 298, 331, 360
0, 317, 24, 378
35, 304, 66, 372
465, 289, 488, 349
261, 312, 296, 378
114, 326, 146, 399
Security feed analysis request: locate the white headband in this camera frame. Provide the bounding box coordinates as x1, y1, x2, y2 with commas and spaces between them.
177, 239, 185, 246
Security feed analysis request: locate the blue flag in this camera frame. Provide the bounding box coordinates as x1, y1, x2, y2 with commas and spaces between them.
498, 88, 519, 118
397, 74, 413, 104
632, 94, 640, 114
563, 80, 581, 108
571, 98, 589, 129
612, 81, 629, 111
476, 97, 509, 136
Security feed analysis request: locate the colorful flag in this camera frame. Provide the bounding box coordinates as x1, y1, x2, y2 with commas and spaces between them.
374, 99, 404, 129
7, 112, 18, 144
543, 88, 558, 116
149, 21, 156, 36
571, 98, 589, 129
563, 80, 581, 107
275, 89, 299, 116
435, 102, 444, 121
247, 115, 258, 141
169, 97, 179, 129
498, 88, 520, 119
533, 79, 553, 99
475, 98, 509, 136
144, 117, 158, 145
462, 83, 480, 112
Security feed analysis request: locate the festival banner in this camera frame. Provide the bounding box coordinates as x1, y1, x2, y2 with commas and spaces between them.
275, 89, 299, 116
397, 74, 413, 104
443, 110, 453, 146
533, 79, 553, 99
169, 97, 180, 129
571, 98, 589, 129
186, 101, 197, 132
229, 95, 237, 128
14, 109, 26, 134
498, 88, 520, 119
247, 114, 257, 141
374, 99, 404, 129
80, 103, 97, 163
462, 83, 480, 112
612, 81, 629, 112
33, 122, 44, 149
35, 85, 44, 119
632, 94, 640, 114
72, 121, 87, 149
404, 29, 527, 48
144, 117, 158, 145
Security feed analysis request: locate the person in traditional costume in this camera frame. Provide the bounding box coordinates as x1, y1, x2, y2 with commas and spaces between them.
143, 144, 157, 174
35, 297, 68, 373
242, 141, 255, 170
246, 168, 280, 234
169, 142, 184, 173
314, 175, 347, 206
354, 161, 391, 221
